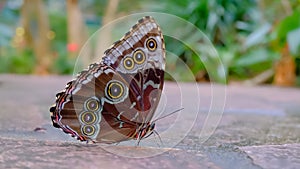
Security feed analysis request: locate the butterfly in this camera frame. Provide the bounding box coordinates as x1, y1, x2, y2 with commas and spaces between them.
50, 16, 165, 144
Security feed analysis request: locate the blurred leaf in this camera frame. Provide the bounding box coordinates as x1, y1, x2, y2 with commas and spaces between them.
0, 2, 19, 47
49, 12, 67, 43
0, 24, 14, 46
53, 54, 75, 74
234, 48, 278, 67
218, 47, 237, 76
276, 11, 300, 45
244, 23, 271, 49
8, 48, 35, 74
287, 28, 300, 56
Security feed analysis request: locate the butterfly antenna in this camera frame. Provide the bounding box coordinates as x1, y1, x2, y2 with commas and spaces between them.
153, 107, 184, 123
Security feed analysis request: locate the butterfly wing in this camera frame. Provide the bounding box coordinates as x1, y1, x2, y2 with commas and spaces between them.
50, 16, 165, 143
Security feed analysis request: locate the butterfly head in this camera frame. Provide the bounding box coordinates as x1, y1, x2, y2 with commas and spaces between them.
136, 122, 155, 139
146, 122, 156, 135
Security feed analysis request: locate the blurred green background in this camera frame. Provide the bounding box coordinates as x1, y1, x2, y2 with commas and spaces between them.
0, 0, 299, 86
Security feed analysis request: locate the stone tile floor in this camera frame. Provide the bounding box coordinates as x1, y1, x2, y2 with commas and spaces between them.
0, 74, 299, 169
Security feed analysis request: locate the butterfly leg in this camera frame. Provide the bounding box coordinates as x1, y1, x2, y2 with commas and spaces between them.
135, 134, 142, 146
86, 139, 96, 144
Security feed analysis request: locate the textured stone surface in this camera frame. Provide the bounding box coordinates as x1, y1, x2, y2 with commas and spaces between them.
241, 144, 300, 169
0, 74, 300, 169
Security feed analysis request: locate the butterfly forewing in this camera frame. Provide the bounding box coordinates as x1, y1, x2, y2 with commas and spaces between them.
50, 16, 165, 143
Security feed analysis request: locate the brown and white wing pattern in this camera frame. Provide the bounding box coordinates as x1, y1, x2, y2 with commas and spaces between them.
50, 16, 165, 143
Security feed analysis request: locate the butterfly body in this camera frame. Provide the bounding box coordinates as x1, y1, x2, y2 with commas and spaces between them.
50, 16, 165, 143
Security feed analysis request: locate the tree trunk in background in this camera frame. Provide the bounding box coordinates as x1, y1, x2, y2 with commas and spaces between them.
95, 0, 119, 59
274, 44, 296, 86
21, 0, 52, 74
66, 0, 88, 59
102, 0, 119, 25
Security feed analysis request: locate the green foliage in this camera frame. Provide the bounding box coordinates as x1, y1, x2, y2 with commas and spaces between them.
276, 11, 300, 42
48, 11, 75, 74
275, 11, 300, 56
164, 36, 205, 81
146, 0, 299, 83
155, 0, 258, 43
49, 12, 67, 44
0, 2, 34, 74
52, 50, 75, 74
0, 2, 19, 47
1, 0, 299, 85
148, 0, 261, 82
0, 47, 35, 74
231, 48, 279, 78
